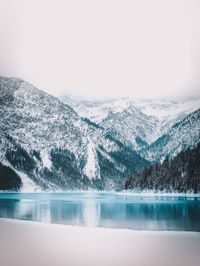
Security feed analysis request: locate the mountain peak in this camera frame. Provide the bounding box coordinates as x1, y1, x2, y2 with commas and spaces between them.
0, 77, 149, 191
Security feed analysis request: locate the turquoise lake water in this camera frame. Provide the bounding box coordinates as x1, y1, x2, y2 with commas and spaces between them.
0, 193, 200, 231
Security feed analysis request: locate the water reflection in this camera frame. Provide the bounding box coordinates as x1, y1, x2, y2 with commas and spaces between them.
0, 193, 200, 231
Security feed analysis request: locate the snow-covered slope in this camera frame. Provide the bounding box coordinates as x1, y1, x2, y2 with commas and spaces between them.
60, 97, 160, 148
134, 98, 200, 139
134, 98, 200, 120
140, 109, 200, 161
0, 77, 149, 191
60, 96, 132, 124
60, 96, 200, 157
99, 104, 159, 150
60, 96, 200, 125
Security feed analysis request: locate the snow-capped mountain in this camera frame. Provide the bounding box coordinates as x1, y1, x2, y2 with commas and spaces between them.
1, 77, 199, 191
140, 109, 200, 161
60, 96, 126, 124
0, 77, 149, 191
134, 98, 200, 139
60, 96, 200, 159
60, 97, 160, 149
60, 96, 200, 126
99, 104, 159, 150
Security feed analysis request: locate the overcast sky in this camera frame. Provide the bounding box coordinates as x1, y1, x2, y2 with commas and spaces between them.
1, 0, 200, 99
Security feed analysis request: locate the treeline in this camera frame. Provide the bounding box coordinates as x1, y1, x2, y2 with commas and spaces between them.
125, 142, 200, 193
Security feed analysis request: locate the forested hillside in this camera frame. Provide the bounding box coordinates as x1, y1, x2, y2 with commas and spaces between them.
0, 162, 22, 190
0, 77, 149, 191
125, 142, 200, 193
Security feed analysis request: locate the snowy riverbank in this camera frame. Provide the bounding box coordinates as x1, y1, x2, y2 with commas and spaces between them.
0, 218, 200, 266
1, 189, 200, 198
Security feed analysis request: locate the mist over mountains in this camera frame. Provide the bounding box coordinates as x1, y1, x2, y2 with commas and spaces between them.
61, 95, 200, 161
0, 77, 199, 192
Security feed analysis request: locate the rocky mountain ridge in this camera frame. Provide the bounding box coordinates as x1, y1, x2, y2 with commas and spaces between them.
61, 96, 200, 161
0, 77, 149, 191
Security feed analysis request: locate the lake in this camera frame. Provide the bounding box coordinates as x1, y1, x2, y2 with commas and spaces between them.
0, 192, 200, 231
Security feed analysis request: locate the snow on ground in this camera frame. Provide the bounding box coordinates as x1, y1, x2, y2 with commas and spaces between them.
117, 190, 200, 197
40, 150, 52, 169
2, 160, 39, 192
14, 170, 40, 192
0, 218, 200, 266
84, 140, 99, 180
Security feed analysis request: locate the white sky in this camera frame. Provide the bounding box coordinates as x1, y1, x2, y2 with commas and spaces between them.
0, 0, 200, 99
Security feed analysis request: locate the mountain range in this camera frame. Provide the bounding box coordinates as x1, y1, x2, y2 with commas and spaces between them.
0, 77, 148, 191
61, 95, 200, 161
0, 76, 199, 191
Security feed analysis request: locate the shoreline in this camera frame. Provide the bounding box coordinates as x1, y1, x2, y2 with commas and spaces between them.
1, 218, 200, 266
1, 190, 200, 197
1, 217, 200, 233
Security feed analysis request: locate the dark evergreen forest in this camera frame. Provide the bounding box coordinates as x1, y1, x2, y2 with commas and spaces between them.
0, 162, 22, 190
125, 142, 200, 193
